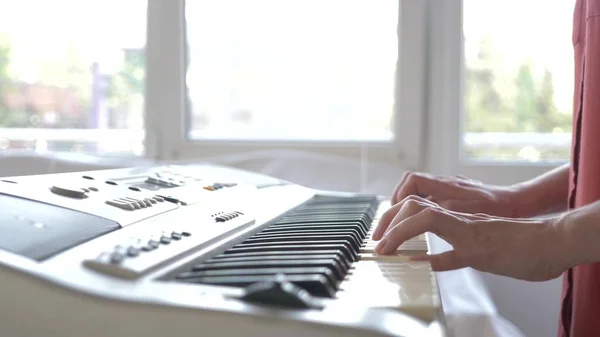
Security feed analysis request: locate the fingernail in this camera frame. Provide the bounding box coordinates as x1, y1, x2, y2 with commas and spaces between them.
375, 238, 388, 254
371, 229, 380, 240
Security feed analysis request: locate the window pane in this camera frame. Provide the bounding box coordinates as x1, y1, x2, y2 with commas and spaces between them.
0, 0, 146, 155
185, 0, 398, 141
463, 0, 574, 162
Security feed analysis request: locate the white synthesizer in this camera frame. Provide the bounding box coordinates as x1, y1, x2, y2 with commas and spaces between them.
0, 164, 447, 337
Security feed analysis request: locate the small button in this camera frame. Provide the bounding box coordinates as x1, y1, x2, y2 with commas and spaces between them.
82, 175, 94, 180
105, 180, 118, 186
127, 246, 140, 256
110, 252, 125, 264
147, 198, 157, 204
127, 246, 140, 257
117, 199, 140, 210
156, 195, 179, 204
153, 196, 165, 202
51, 185, 88, 199
89, 187, 99, 192
181, 232, 191, 237
171, 232, 182, 240
81, 187, 90, 193
148, 239, 160, 249
160, 236, 171, 244
125, 197, 146, 208
128, 186, 141, 192
106, 200, 135, 211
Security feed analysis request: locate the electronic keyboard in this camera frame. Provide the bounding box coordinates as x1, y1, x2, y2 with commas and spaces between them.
0, 164, 446, 337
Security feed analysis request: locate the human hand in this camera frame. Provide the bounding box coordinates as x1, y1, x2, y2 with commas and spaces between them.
373, 195, 571, 281
388, 171, 523, 220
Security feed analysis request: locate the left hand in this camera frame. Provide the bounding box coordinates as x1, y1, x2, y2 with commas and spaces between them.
373, 195, 572, 281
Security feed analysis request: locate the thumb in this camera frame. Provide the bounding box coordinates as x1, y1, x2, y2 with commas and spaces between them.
410, 251, 467, 271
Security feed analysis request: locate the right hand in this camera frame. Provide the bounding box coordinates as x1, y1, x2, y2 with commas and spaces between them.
373, 172, 522, 240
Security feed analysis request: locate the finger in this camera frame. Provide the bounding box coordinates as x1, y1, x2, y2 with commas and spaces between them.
382, 197, 435, 238
410, 251, 468, 271
376, 207, 460, 255
437, 199, 486, 215
372, 195, 437, 240
394, 173, 476, 206
391, 171, 412, 204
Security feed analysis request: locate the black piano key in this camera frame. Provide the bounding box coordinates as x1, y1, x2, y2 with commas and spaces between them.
191, 259, 345, 281
256, 228, 363, 239
235, 240, 355, 255
293, 205, 375, 212
176, 267, 338, 287
291, 207, 374, 215
263, 223, 368, 237
180, 274, 336, 298
242, 234, 361, 252
208, 250, 351, 269
252, 230, 362, 244
282, 212, 371, 219
297, 200, 376, 207
224, 244, 357, 262
277, 215, 371, 227
202, 254, 347, 269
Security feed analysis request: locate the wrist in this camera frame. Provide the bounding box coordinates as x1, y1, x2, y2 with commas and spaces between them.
507, 182, 539, 218
552, 214, 580, 269
556, 202, 600, 267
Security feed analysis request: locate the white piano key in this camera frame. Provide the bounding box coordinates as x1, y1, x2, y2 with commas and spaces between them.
335, 259, 441, 323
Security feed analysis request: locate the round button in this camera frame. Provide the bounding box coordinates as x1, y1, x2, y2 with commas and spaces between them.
50, 185, 88, 199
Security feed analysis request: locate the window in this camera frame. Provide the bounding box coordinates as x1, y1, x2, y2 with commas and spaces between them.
0, 1, 428, 169
143, 0, 426, 166
0, 0, 146, 155
462, 0, 574, 163
184, 0, 398, 141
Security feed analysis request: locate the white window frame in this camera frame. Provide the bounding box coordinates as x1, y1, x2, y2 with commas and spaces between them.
145, 0, 429, 170
424, 0, 568, 186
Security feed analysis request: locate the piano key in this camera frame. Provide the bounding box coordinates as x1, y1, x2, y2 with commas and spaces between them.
273, 219, 371, 232
293, 207, 375, 214
253, 229, 363, 241
208, 250, 352, 269
234, 241, 356, 260
176, 267, 338, 288
335, 259, 440, 322
202, 254, 348, 270
281, 212, 372, 223
224, 244, 357, 262
360, 235, 429, 254
264, 220, 369, 235
284, 208, 374, 214
242, 234, 361, 252
252, 231, 362, 247
181, 274, 336, 298
252, 227, 365, 238
191, 259, 346, 281
263, 223, 368, 237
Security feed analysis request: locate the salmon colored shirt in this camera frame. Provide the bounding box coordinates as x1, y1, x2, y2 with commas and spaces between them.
560, 0, 600, 336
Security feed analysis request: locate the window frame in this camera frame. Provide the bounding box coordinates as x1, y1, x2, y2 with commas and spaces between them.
144, 0, 429, 169
424, 0, 568, 185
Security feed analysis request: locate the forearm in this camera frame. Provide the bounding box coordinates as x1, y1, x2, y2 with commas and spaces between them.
512, 163, 570, 218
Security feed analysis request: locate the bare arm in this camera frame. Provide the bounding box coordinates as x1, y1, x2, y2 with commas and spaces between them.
512, 163, 570, 218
